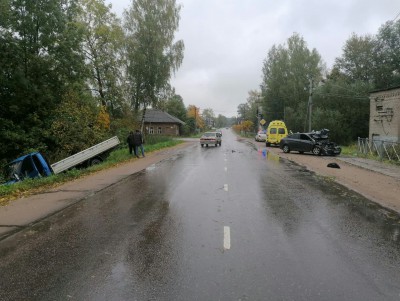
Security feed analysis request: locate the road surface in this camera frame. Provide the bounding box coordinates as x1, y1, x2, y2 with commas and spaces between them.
0, 129, 399, 301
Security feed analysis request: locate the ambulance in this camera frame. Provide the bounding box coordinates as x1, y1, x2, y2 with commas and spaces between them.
265, 120, 288, 146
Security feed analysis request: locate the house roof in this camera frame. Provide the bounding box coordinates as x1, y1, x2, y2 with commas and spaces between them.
144, 109, 185, 125
370, 85, 400, 94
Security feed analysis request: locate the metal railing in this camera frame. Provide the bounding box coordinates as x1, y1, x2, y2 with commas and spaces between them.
358, 138, 400, 162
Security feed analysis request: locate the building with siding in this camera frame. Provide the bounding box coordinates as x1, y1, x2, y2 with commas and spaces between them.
369, 86, 400, 143
144, 109, 185, 136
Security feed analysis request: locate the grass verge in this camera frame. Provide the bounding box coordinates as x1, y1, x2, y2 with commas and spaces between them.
341, 143, 400, 166
0, 139, 183, 205
340, 144, 358, 157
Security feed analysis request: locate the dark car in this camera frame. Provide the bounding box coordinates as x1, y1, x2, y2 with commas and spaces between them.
279, 129, 341, 156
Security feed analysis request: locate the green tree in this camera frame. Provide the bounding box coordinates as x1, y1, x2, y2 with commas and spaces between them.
334, 33, 376, 83
319, 32, 375, 142
0, 0, 85, 163
313, 79, 370, 143
236, 90, 263, 132
153, 83, 175, 111
374, 20, 400, 89
202, 108, 215, 129
77, 0, 125, 116
215, 114, 229, 128
165, 94, 187, 122
237, 103, 250, 121
124, 0, 184, 128
261, 33, 323, 132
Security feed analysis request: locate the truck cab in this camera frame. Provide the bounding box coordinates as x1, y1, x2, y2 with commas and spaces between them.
4, 152, 52, 184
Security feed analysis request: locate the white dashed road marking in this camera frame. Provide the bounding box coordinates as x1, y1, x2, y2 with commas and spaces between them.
224, 226, 231, 250
224, 184, 228, 191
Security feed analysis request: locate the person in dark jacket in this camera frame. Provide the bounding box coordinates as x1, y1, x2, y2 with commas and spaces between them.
133, 129, 145, 158
127, 131, 137, 156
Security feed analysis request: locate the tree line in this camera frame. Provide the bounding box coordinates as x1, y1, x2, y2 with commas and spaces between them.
237, 20, 400, 144
0, 0, 237, 166
0, 0, 190, 165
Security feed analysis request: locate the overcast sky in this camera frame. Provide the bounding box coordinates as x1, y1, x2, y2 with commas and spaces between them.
107, 0, 400, 117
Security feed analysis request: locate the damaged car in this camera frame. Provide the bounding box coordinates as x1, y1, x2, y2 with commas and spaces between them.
279, 129, 341, 156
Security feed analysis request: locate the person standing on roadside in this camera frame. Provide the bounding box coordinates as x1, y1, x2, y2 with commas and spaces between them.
133, 129, 145, 158
127, 131, 137, 157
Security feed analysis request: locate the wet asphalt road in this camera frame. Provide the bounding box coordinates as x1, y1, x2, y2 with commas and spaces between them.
1, 129, 400, 301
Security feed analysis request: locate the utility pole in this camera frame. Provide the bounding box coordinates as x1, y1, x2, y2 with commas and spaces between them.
194, 106, 197, 133
256, 93, 262, 131
308, 79, 313, 132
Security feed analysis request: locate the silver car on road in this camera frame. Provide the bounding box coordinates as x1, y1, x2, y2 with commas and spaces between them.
200, 132, 222, 147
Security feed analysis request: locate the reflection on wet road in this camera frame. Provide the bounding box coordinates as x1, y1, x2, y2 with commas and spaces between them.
0, 129, 399, 300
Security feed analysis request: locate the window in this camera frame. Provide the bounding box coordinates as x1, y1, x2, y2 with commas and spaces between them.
149, 127, 154, 134
278, 128, 286, 134
270, 128, 277, 134
376, 105, 383, 111
21, 157, 35, 178
157, 127, 162, 134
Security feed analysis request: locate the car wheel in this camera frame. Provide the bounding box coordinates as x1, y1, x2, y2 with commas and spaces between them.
215, 143, 218, 147
282, 145, 290, 153
312, 146, 321, 155
219, 142, 222, 146
206, 144, 209, 147
299, 151, 304, 154
90, 157, 102, 166
266, 142, 270, 147
201, 144, 204, 147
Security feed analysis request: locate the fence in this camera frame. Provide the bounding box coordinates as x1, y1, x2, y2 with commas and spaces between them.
358, 138, 400, 162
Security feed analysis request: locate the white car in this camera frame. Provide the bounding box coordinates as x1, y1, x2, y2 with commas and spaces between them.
255, 130, 267, 142
200, 132, 222, 147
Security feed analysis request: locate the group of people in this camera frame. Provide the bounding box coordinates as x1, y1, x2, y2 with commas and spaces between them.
127, 130, 145, 158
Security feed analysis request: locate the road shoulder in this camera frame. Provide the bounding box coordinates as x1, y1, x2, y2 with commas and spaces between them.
252, 140, 400, 214
0, 142, 194, 240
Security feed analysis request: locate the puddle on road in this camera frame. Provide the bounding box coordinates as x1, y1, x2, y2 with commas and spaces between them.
145, 164, 156, 171
258, 148, 280, 163
314, 173, 400, 243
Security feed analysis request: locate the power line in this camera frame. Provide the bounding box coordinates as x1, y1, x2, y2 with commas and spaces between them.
393, 10, 400, 22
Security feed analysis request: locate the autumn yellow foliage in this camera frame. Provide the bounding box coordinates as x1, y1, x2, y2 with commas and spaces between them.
232, 120, 254, 133
96, 106, 111, 130
187, 105, 205, 129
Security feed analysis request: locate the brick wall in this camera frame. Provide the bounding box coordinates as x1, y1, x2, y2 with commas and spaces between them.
369, 88, 400, 142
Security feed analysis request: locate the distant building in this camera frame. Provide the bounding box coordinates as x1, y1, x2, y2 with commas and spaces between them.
369, 86, 400, 143
144, 109, 185, 136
